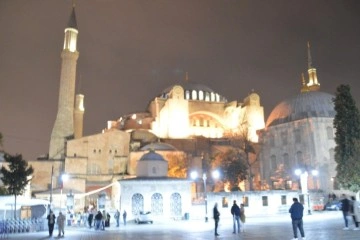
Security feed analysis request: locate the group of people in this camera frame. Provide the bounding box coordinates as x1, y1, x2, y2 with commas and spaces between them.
46, 208, 128, 237
289, 193, 360, 240
46, 210, 66, 237
114, 209, 127, 227
212, 200, 246, 236
340, 194, 360, 230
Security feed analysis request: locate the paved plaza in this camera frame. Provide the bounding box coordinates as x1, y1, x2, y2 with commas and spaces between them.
4, 211, 360, 240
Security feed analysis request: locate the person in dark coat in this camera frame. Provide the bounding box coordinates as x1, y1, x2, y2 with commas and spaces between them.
341, 194, 351, 230
94, 211, 102, 230
47, 210, 56, 237
230, 200, 241, 234
88, 210, 94, 228
213, 203, 220, 236
289, 197, 305, 240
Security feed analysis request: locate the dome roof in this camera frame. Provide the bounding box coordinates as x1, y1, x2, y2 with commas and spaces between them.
266, 91, 336, 127
160, 82, 228, 102
140, 142, 177, 151
139, 150, 166, 161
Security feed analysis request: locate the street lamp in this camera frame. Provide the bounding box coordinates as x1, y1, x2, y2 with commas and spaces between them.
295, 168, 319, 215
191, 170, 220, 222
60, 174, 69, 210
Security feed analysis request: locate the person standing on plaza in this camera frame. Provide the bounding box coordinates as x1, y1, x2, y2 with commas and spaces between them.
57, 211, 66, 237
213, 203, 220, 236
231, 200, 241, 234
114, 209, 120, 227
240, 203, 246, 232
289, 197, 305, 240
350, 196, 360, 230
341, 194, 351, 230
47, 210, 56, 237
123, 210, 127, 226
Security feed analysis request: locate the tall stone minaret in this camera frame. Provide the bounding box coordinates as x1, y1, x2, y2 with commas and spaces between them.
49, 6, 79, 160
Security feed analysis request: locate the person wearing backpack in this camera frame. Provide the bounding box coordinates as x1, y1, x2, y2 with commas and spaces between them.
230, 200, 241, 234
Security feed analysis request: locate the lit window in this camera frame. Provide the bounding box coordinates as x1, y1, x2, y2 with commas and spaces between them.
205, 92, 210, 101
192, 90, 197, 100
199, 91, 204, 100
185, 90, 190, 99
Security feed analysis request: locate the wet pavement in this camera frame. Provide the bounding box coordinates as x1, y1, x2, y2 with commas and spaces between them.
4, 211, 360, 240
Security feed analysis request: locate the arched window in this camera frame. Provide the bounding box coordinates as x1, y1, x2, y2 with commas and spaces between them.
294, 129, 301, 143
327, 127, 334, 139
151, 193, 163, 215
185, 90, 190, 100
283, 153, 289, 169
296, 151, 303, 166
191, 90, 197, 100
132, 193, 144, 215
198, 90, 204, 100
271, 155, 277, 170
205, 92, 210, 101
210, 92, 215, 101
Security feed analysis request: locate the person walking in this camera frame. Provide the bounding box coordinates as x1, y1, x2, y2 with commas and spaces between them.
350, 196, 360, 230
123, 210, 127, 226
289, 197, 305, 240
57, 211, 66, 237
101, 210, 107, 230
114, 210, 120, 227
94, 210, 102, 230
230, 200, 241, 234
47, 210, 56, 237
240, 203, 246, 232
213, 203, 220, 236
341, 194, 351, 230
88, 210, 94, 228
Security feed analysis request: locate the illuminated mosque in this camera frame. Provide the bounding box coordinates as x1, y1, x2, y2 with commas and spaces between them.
30, 6, 337, 216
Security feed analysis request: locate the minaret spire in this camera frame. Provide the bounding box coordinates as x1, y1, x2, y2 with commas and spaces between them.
49, 5, 80, 159
307, 41, 312, 69
306, 41, 320, 91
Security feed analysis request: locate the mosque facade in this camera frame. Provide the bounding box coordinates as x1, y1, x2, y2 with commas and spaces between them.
29, 6, 337, 214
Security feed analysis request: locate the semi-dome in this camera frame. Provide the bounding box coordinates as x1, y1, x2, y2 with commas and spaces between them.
266, 91, 336, 127
140, 142, 177, 151
159, 82, 228, 102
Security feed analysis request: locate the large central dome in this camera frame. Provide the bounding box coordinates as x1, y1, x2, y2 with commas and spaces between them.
266, 91, 336, 127
159, 82, 228, 102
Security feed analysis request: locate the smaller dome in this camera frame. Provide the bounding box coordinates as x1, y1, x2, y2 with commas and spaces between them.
139, 150, 166, 161
266, 91, 335, 127
140, 142, 177, 151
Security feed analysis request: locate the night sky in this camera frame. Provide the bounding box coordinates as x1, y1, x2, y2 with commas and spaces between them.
1, 0, 360, 160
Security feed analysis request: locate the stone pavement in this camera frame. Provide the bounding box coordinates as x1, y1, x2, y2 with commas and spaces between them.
4, 211, 360, 240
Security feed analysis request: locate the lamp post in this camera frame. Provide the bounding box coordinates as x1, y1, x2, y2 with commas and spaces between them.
60, 174, 69, 210
191, 170, 220, 222
295, 168, 319, 215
